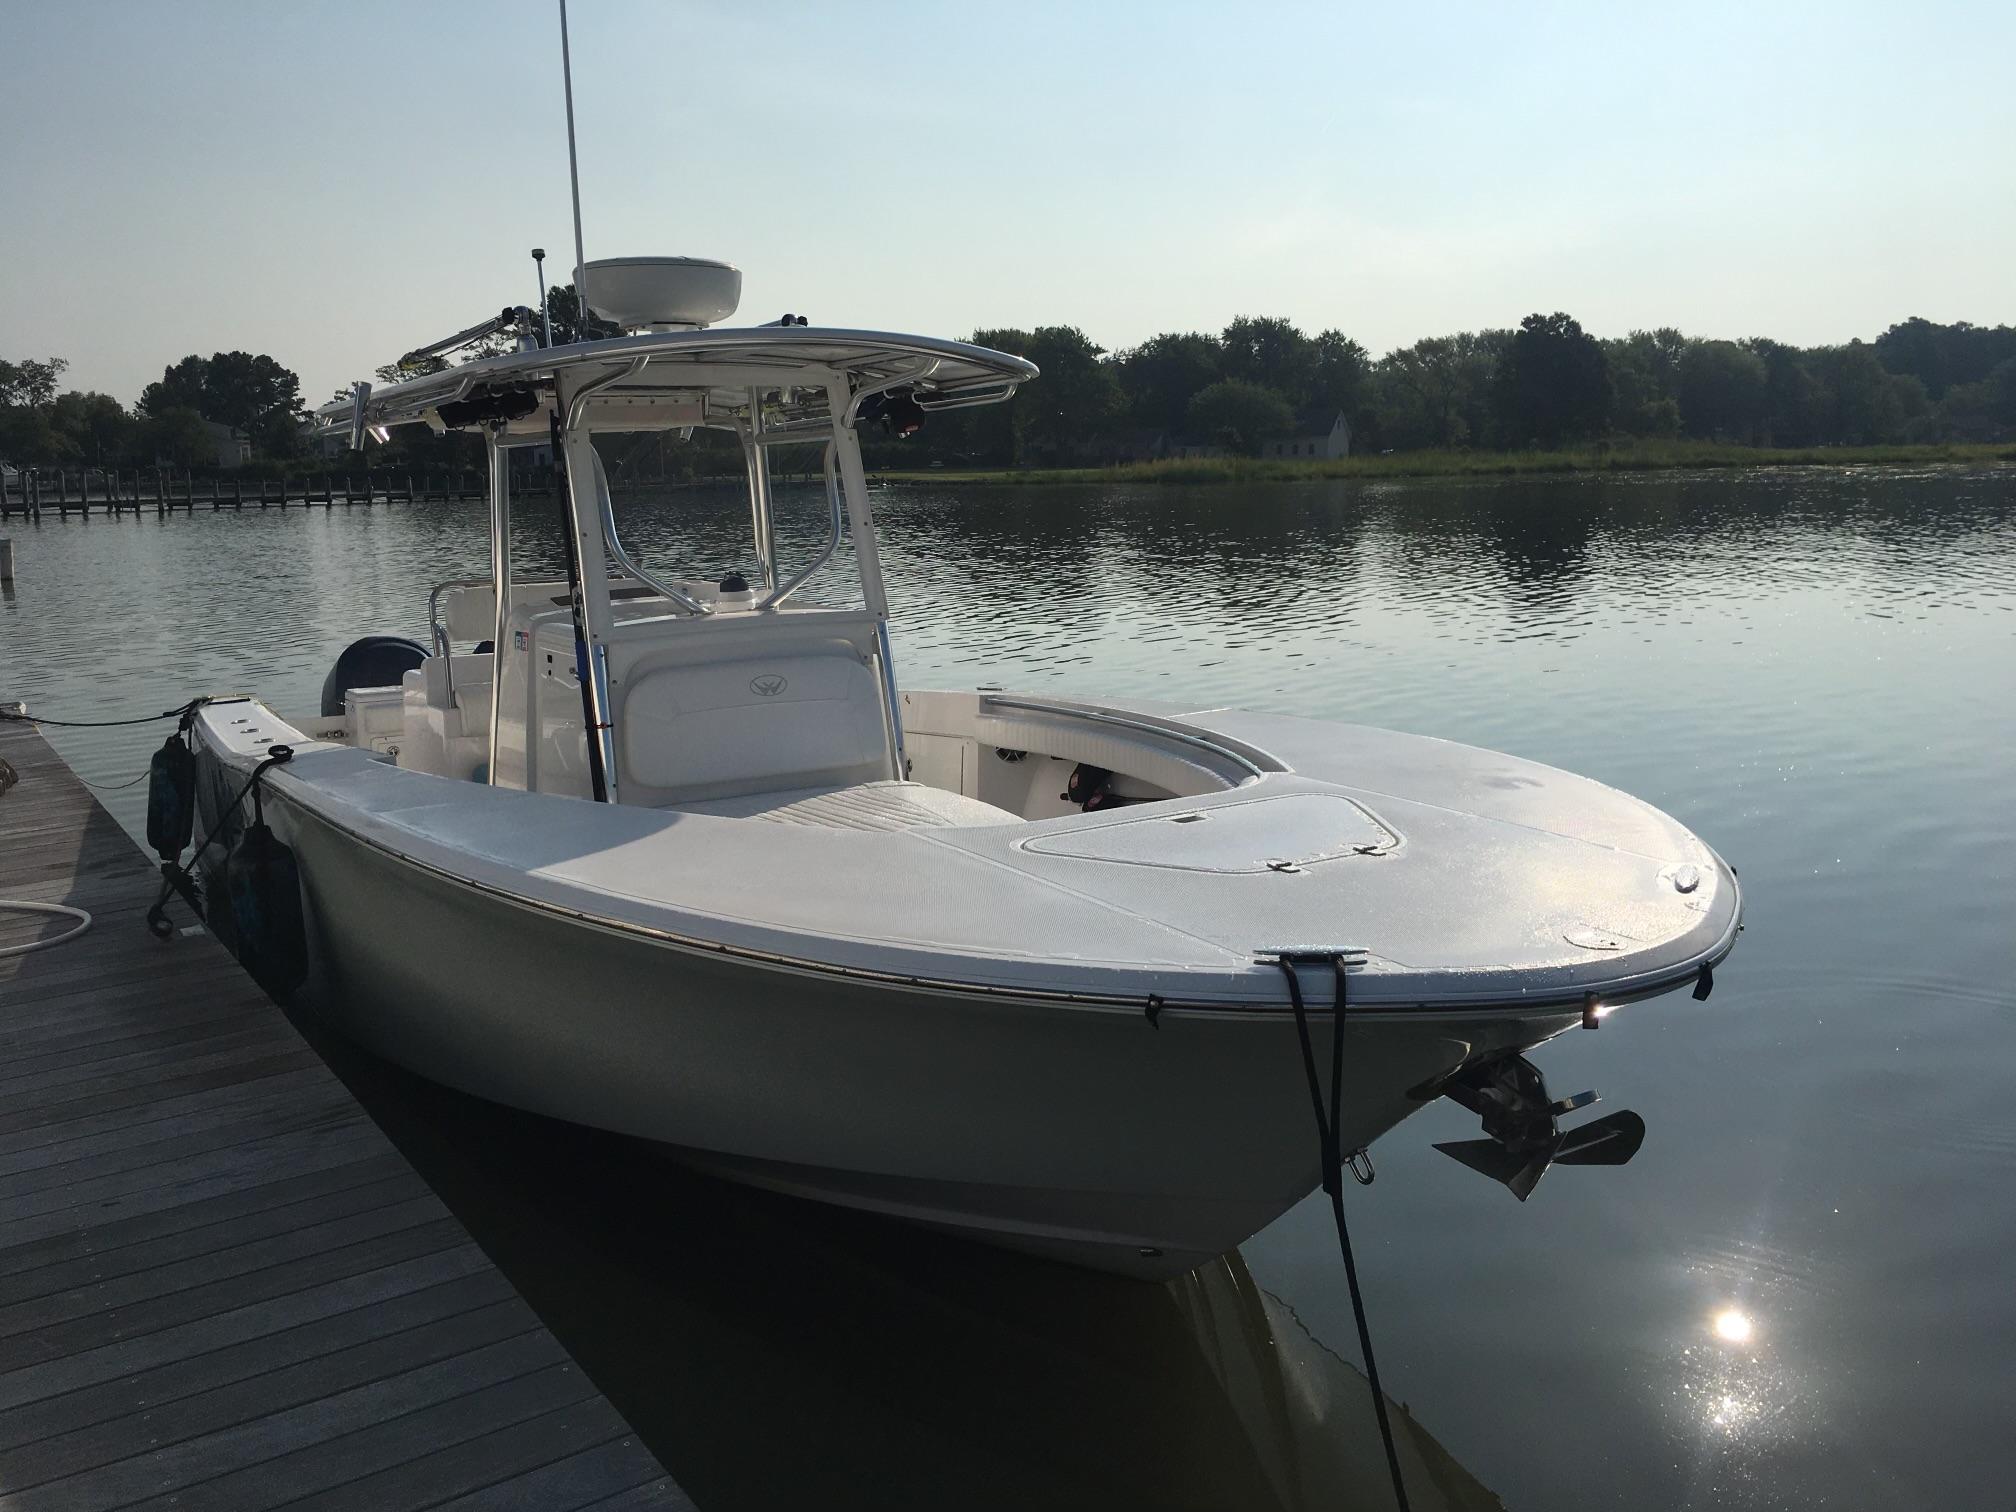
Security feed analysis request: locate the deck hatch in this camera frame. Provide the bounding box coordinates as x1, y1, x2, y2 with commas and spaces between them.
1018, 794, 1400, 873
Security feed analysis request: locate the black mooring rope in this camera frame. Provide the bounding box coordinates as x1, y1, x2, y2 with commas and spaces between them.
74, 769, 153, 791
1276, 953, 1412, 1512
0, 696, 247, 729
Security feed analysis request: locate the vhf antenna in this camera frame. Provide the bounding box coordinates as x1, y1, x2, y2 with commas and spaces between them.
558, 0, 590, 332
532, 249, 552, 347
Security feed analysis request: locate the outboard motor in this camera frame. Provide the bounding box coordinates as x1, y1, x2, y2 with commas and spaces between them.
320, 636, 429, 717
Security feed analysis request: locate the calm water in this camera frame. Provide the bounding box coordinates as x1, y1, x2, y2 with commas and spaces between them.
3, 468, 2013, 1510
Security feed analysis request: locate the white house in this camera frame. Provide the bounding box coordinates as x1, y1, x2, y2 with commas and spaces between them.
1172, 407, 1352, 462
1263, 408, 1351, 461
302, 417, 354, 460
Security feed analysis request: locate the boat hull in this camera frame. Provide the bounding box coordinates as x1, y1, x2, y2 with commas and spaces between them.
202, 773, 1571, 1278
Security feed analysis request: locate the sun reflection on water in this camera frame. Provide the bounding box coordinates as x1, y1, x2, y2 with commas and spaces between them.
1709, 1391, 1754, 1431
1671, 1303, 1801, 1445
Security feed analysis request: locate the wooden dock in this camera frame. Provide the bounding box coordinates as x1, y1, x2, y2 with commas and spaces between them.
0, 470, 510, 520
0, 719, 688, 1510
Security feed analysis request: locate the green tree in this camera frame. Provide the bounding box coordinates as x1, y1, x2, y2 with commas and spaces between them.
203, 351, 305, 457
1494, 312, 1610, 446
1605, 328, 1686, 436
137, 355, 208, 418
1676, 340, 1769, 440
1115, 332, 1222, 433
48, 391, 134, 464
544, 283, 619, 347
1370, 332, 1503, 449
1219, 316, 1317, 407
1873, 318, 2016, 400
0, 355, 72, 463
1311, 329, 1373, 432
1933, 357, 2016, 440
0, 407, 64, 464
1890, 372, 1932, 437
1014, 326, 1121, 464
1810, 341, 1909, 444
137, 351, 306, 461
0, 356, 68, 410
1374, 338, 1469, 448
1186, 379, 1293, 456
1744, 339, 1823, 445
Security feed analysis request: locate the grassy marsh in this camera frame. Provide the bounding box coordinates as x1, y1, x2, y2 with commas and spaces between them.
873, 441, 2016, 487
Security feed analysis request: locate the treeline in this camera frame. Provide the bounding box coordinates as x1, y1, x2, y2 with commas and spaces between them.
867, 314, 2016, 468
7, 310, 2013, 477
0, 351, 313, 472
0, 285, 615, 474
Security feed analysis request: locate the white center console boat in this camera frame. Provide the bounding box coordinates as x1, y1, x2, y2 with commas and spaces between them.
179, 261, 1741, 1277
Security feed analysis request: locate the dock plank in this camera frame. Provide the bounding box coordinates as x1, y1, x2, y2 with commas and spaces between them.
0, 720, 676, 1508
0, 1152, 413, 1280
428, 1438, 696, 1512
0, 1297, 541, 1489
0, 1272, 520, 1457
0, 1175, 428, 1310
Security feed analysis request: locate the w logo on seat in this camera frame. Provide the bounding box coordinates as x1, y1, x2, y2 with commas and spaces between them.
749, 674, 788, 698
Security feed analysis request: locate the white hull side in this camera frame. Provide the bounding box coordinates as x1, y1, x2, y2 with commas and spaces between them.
229, 791, 1568, 1277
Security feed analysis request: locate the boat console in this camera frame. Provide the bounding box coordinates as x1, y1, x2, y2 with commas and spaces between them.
383, 577, 1248, 826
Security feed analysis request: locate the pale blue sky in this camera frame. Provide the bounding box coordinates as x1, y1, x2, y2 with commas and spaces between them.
3, 0, 2010, 407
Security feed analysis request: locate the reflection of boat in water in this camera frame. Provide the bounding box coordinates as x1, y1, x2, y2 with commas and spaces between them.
328, 1030, 1501, 1511
1173, 1263, 1506, 1512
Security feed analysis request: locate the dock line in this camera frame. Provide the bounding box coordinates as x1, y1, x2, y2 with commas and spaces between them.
0, 898, 93, 956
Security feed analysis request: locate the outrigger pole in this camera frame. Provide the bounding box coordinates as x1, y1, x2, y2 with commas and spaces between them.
550, 0, 615, 803
558, 0, 590, 325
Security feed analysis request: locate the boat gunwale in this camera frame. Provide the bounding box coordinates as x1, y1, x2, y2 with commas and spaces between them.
209, 727, 1744, 1023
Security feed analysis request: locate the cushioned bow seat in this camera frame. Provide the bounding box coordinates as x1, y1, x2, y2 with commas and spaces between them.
672, 780, 1017, 832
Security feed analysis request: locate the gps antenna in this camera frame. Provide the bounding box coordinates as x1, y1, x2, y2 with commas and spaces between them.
532, 249, 552, 347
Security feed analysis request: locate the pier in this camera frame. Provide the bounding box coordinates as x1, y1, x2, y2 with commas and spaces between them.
0, 717, 686, 1510
0, 470, 507, 519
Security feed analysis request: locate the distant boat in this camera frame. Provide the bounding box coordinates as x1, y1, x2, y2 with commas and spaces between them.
182, 256, 1740, 1276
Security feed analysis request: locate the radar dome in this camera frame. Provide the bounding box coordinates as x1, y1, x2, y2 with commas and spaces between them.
576, 256, 742, 331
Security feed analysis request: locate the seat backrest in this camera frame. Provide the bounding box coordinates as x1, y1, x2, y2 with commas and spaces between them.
608, 610, 893, 805
412, 654, 496, 713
